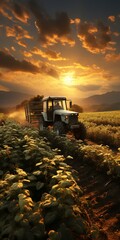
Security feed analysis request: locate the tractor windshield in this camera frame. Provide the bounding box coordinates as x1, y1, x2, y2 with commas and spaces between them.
53, 99, 67, 110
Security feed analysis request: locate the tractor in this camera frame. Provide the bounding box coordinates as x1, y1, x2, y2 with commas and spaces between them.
24, 96, 86, 140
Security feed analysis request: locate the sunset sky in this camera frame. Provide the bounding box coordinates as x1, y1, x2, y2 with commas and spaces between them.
0, 0, 120, 102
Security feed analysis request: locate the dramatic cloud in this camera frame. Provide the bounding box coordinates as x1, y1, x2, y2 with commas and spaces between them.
31, 47, 66, 61
0, 50, 39, 73
0, 0, 120, 98
23, 51, 33, 58
0, 72, 3, 78
108, 15, 116, 22
3, 47, 11, 54
113, 32, 119, 37
6, 25, 33, 40
76, 20, 113, 53
0, 24, 3, 29
11, 46, 16, 51
0, 0, 12, 20
105, 53, 120, 62
0, 0, 30, 23
0, 79, 32, 93
39, 62, 59, 78
10, 1, 30, 23
17, 40, 27, 48
28, 0, 75, 46
0, 50, 59, 78
102, 73, 113, 80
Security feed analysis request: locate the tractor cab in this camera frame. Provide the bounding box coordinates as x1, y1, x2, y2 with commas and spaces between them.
42, 96, 71, 122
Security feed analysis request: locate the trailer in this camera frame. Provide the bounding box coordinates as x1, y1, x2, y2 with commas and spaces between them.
24, 100, 43, 125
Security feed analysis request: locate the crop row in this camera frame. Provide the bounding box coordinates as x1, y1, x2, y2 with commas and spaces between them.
0, 120, 101, 240
82, 121, 120, 149
79, 111, 120, 149
79, 111, 120, 126
40, 130, 120, 179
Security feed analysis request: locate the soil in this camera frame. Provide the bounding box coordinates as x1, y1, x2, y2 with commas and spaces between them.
66, 158, 120, 240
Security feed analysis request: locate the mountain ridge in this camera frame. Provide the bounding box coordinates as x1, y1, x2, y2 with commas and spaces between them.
75, 91, 120, 111
0, 90, 120, 111
80, 91, 120, 105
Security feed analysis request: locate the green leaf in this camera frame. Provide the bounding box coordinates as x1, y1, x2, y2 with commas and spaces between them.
59, 180, 73, 188
10, 182, 23, 191
57, 223, 75, 240
44, 211, 58, 225
14, 213, 24, 222
48, 230, 61, 240
33, 170, 42, 176
36, 182, 44, 190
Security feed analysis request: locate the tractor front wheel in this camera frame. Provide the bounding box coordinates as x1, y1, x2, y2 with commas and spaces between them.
53, 121, 65, 135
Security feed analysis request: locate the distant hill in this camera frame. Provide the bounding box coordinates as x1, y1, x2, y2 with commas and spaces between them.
83, 102, 120, 112
0, 91, 33, 108
79, 91, 120, 111
0, 90, 120, 112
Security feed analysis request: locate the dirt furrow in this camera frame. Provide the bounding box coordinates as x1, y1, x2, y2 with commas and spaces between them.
66, 159, 120, 240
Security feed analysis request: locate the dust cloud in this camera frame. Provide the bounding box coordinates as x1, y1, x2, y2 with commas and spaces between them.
8, 109, 26, 123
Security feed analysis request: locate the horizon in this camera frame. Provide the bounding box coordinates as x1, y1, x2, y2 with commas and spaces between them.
0, 89, 120, 105
0, 0, 120, 100
0, 89, 120, 97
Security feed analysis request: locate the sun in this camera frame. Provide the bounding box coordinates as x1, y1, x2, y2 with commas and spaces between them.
63, 75, 73, 85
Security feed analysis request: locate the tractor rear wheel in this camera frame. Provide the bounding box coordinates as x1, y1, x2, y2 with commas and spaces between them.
39, 116, 46, 131
53, 121, 65, 135
73, 122, 86, 140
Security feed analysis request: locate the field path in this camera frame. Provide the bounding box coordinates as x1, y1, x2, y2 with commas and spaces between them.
66, 158, 120, 240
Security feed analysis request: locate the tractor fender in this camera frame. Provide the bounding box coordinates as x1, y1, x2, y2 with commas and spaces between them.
41, 112, 47, 121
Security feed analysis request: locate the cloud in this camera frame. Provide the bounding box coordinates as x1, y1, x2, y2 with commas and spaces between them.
105, 53, 120, 62
113, 32, 119, 37
3, 47, 11, 54
59, 62, 106, 82
108, 15, 116, 22
0, 0, 30, 23
76, 20, 113, 53
6, 25, 33, 40
6, 26, 15, 37
45, 49, 66, 61
102, 73, 113, 80
23, 51, 33, 58
0, 78, 34, 93
0, 72, 3, 78
0, 50, 40, 73
39, 62, 59, 78
73, 84, 101, 92
11, 46, 16, 51
31, 47, 66, 61
28, 0, 75, 46
0, 0, 13, 20
17, 40, 27, 48
70, 18, 80, 25
0, 51, 59, 78
10, 1, 30, 23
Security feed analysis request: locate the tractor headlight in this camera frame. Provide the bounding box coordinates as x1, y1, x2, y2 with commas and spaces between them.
62, 115, 69, 122
65, 115, 69, 120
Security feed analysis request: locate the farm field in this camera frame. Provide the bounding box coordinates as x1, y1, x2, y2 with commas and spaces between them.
79, 111, 120, 149
0, 111, 120, 240
0, 119, 102, 240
